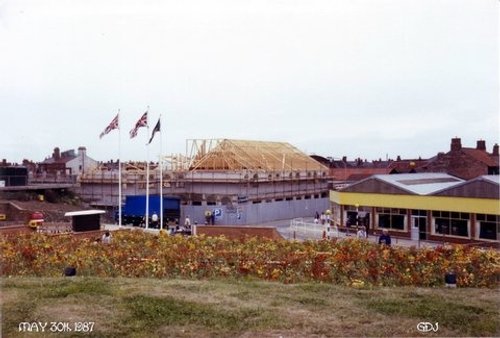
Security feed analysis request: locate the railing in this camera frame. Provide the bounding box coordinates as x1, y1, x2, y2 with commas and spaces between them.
289, 218, 338, 240
29, 173, 77, 184
290, 223, 499, 249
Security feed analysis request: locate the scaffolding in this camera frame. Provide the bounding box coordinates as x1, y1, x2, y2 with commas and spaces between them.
78, 139, 330, 207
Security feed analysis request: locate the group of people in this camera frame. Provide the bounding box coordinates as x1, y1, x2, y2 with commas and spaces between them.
315, 209, 391, 246
314, 211, 332, 225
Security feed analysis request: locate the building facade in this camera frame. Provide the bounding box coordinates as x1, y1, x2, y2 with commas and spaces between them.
330, 173, 499, 245
36, 146, 98, 182
79, 139, 330, 225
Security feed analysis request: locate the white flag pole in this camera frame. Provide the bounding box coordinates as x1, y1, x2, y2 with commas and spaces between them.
159, 114, 163, 231
145, 107, 150, 229
118, 110, 122, 228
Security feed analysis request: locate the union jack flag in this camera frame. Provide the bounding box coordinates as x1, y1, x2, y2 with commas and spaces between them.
99, 114, 119, 139
129, 111, 148, 138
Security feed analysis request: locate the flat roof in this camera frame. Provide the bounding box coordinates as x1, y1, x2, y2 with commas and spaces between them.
64, 210, 106, 217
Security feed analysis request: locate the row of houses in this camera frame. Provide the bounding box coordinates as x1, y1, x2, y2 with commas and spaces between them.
3, 137, 497, 186
314, 137, 499, 182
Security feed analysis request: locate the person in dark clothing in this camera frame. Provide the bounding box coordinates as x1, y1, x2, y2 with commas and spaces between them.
378, 229, 391, 246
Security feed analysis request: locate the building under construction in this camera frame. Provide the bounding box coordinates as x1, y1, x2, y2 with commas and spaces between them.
78, 139, 330, 225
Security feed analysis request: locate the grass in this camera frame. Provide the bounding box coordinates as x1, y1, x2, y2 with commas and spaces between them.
1, 277, 498, 337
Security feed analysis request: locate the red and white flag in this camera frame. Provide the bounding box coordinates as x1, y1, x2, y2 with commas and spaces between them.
129, 111, 148, 138
99, 114, 119, 139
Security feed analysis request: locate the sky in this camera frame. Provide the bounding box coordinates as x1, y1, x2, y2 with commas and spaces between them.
1, 0, 498, 164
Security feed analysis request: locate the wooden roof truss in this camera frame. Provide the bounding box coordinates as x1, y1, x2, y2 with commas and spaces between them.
187, 139, 327, 172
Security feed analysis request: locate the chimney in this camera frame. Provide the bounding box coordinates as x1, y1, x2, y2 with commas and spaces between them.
476, 140, 486, 151
53, 147, 61, 160
493, 144, 499, 156
78, 146, 87, 157
450, 137, 462, 152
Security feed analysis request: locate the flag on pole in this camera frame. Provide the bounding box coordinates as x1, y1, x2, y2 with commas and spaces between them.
148, 118, 161, 144
99, 114, 119, 139
129, 111, 148, 138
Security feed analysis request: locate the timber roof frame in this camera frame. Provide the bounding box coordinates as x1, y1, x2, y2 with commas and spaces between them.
187, 139, 328, 172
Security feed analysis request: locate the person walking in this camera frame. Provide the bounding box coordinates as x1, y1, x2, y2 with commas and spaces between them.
184, 215, 191, 230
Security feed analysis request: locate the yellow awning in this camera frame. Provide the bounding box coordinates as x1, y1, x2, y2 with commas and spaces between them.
330, 191, 500, 215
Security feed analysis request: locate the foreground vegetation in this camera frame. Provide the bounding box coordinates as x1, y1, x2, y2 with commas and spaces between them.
2, 277, 499, 337
1, 231, 499, 336
1, 230, 499, 287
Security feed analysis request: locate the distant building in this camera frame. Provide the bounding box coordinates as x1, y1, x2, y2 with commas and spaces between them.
330, 173, 499, 245
318, 137, 499, 184
419, 138, 499, 180
0, 166, 28, 187
38, 146, 98, 179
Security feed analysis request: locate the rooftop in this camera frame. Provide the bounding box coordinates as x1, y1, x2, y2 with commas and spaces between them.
371, 173, 464, 195
189, 139, 328, 172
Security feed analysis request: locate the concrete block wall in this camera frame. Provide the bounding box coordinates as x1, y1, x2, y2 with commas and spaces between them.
182, 197, 329, 226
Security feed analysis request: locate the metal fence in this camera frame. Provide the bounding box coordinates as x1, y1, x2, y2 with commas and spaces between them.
289, 218, 340, 240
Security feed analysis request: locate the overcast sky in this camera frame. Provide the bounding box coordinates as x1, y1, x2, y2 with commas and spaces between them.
1, 0, 498, 164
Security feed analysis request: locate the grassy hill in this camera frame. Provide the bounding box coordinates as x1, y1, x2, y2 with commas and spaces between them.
2, 277, 498, 337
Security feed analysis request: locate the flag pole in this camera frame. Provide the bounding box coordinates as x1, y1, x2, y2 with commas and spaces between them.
145, 107, 150, 229
118, 110, 122, 228
159, 114, 163, 231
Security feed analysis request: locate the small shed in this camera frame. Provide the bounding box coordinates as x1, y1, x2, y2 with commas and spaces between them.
64, 210, 105, 232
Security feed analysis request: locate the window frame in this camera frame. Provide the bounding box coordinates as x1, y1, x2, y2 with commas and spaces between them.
375, 207, 407, 232
431, 210, 470, 238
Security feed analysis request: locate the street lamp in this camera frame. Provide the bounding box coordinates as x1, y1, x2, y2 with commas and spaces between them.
355, 203, 359, 226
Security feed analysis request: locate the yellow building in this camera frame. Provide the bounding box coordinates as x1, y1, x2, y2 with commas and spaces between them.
330, 173, 499, 245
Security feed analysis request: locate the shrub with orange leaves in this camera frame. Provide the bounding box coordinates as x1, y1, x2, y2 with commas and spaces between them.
0, 231, 498, 287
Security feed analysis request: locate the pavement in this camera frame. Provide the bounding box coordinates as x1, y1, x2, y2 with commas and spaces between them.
104, 217, 444, 249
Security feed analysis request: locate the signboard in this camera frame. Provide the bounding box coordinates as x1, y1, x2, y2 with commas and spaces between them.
213, 208, 223, 219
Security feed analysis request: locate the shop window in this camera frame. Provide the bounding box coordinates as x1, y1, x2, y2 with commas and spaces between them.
376, 208, 406, 231
432, 211, 469, 237
411, 209, 427, 217
477, 214, 499, 241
